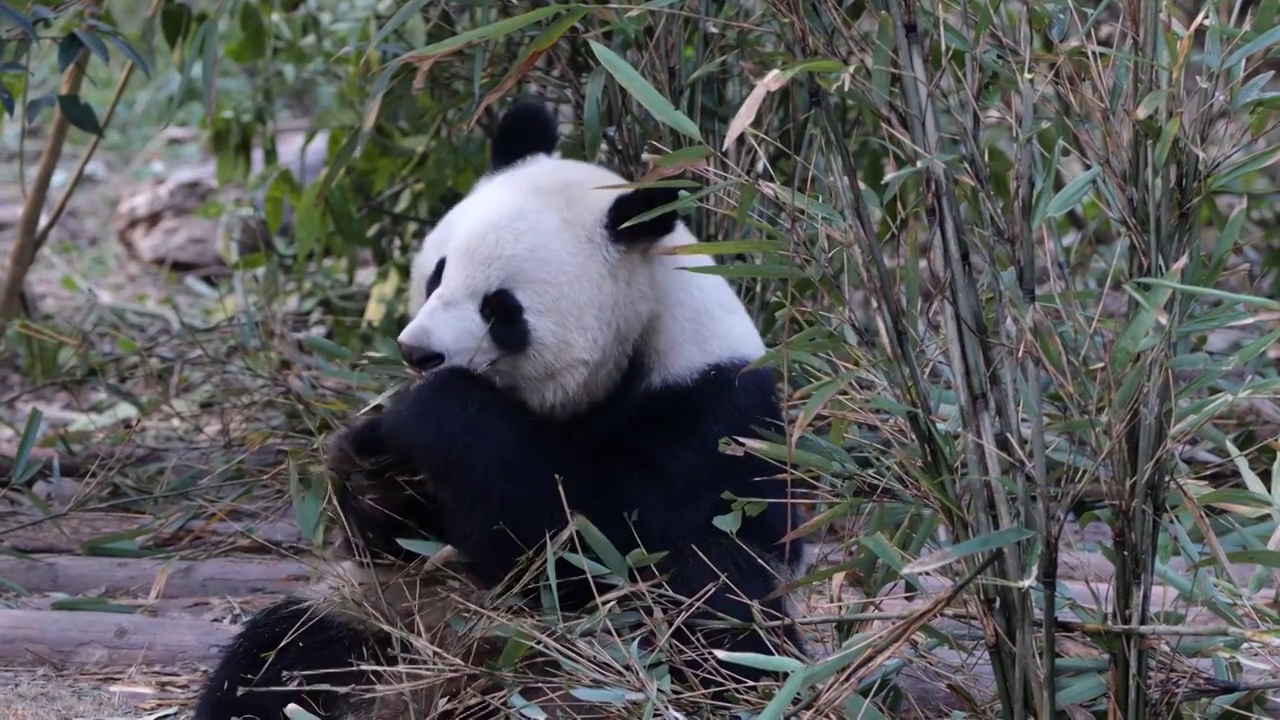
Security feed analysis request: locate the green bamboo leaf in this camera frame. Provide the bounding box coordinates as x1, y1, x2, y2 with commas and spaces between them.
237, 1, 269, 61
1222, 24, 1280, 68
72, 29, 111, 65
1234, 70, 1276, 110
566, 687, 640, 705
9, 408, 42, 484
1201, 197, 1248, 284
393, 5, 570, 61
1044, 165, 1100, 218
1210, 145, 1280, 191
1154, 115, 1180, 169
160, 1, 194, 49
842, 694, 887, 719
712, 651, 806, 674
572, 514, 629, 579
664, 239, 789, 255
1132, 278, 1280, 310
902, 527, 1036, 574
1214, 549, 1280, 568
712, 509, 741, 534
1111, 270, 1179, 369
559, 551, 614, 577
1053, 674, 1108, 708
1226, 437, 1267, 497
757, 181, 845, 226
371, 0, 431, 48
284, 706, 323, 720
1135, 88, 1171, 119
1030, 141, 1064, 226
288, 460, 324, 545
683, 263, 802, 280
50, 597, 136, 614
102, 32, 151, 78
582, 65, 607, 160
395, 538, 449, 557
655, 144, 714, 167
303, 336, 355, 361
794, 371, 857, 438
757, 667, 807, 720
57, 33, 85, 72
588, 39, 702, 141
0, 4, 37, 40
1195, 488, 1275, 511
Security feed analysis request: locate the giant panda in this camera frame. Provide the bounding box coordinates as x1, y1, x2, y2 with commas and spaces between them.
193, 97, 812, 720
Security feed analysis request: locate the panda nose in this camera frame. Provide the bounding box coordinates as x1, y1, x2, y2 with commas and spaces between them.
398, 342, 445, 372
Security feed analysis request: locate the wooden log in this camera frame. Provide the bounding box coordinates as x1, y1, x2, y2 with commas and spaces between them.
0, 554, 313, 598
0, 509, 300, 554
0, 609, 236, 667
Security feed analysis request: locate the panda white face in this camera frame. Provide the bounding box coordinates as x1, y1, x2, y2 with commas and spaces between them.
397, 99, 766, 417
396, 102, 668, 416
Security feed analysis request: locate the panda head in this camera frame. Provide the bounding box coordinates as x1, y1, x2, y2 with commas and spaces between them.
398, 98, 765, 417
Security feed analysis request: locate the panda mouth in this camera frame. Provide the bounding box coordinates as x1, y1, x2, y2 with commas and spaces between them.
402, 355, 500, 382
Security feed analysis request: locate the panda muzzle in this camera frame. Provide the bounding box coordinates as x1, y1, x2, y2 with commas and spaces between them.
398, 342, 446, 373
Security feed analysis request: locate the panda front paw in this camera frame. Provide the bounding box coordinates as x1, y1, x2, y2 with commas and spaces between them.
325, 417, 384, 477
325, 415, 440, 562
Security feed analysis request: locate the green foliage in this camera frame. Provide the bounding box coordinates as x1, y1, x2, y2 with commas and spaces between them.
0, 2, 145, 133
8, 0, 1280, 717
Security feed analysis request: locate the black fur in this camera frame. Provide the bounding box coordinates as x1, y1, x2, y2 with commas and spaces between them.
373, 361, 803, 595
606, 186, 681, 245
192, 596, 392, 720
479, 288, 529, 353
425, 257, 445, 299
194, 360, 806, 720
489, 97, 559, 172
193, 99, 806, 720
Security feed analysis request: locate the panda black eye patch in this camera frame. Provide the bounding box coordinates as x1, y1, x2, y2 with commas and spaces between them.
425, 257, 446, 298
480, 288, 529, 353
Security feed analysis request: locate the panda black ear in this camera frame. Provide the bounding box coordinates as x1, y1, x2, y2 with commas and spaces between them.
606, 186, 681, 246
489, 98, 559, 171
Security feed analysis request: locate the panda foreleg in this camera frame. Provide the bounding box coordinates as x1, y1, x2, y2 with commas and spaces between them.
375, 367, 569, 585
325, 415, 447, 564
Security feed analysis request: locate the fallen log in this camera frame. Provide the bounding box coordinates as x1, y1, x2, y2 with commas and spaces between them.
0, 609, 237, 667
0, 509, 300, 554
0, 554, 313, 598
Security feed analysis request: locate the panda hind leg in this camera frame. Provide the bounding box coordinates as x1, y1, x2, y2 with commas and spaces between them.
192, 595, 396, 720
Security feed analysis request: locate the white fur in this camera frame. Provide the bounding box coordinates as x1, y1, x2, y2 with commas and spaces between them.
399, 154, 765, 417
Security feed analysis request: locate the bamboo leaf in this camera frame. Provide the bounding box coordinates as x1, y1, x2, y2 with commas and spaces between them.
1222, 24, 1280, 68
1210, 145, 1280, 191
0, 4, 37, 39
572, 514, 629, 579
1044, 165, 1100, 218
9, 408, 42, 484
371, 0, 431, 48
1132, 278, 1280, 310
395, 538, 449, 557
757, 668, 807, 719
903, 527, 1037, 574
712, 651, 806, 674
683, 263, 802, 279
395, 5, 572, 62
662, 239, 788, 255
588, 39, 702, 141
57, 32, 84, 72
